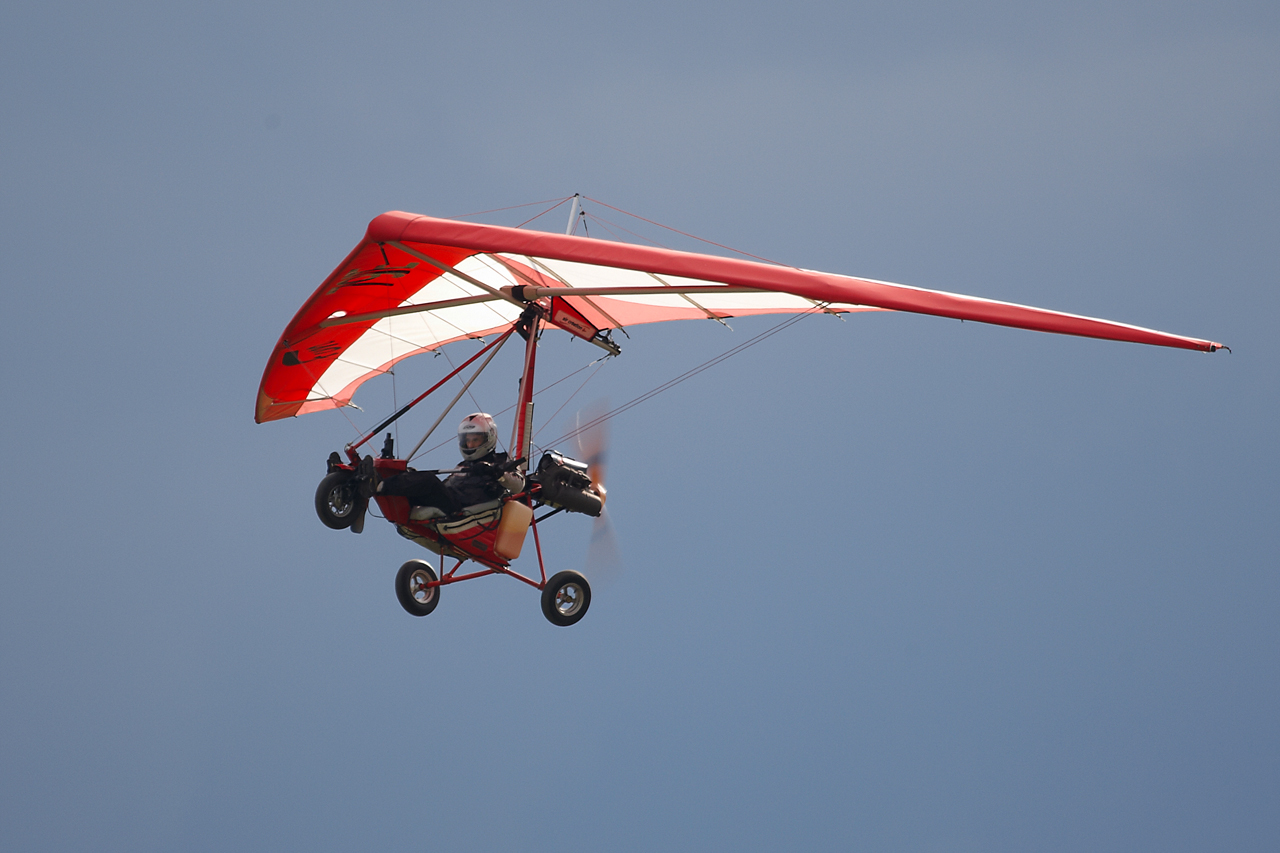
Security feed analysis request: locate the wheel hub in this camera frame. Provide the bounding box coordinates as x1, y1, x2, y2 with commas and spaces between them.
554, 584, 582, 616
410, 570, 436, 604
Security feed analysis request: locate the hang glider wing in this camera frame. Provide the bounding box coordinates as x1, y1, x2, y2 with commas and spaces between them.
256, 211, 1224, 423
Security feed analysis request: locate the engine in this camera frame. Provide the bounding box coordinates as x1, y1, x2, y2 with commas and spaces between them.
532, 451, 604, 517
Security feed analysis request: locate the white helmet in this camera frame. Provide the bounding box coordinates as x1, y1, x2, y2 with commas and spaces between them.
458, 413, 498, 461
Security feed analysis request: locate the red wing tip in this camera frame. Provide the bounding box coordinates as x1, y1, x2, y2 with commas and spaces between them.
256, 389, 303, 423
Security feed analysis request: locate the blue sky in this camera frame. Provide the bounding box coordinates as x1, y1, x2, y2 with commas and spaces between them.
2, 2, 1277, 850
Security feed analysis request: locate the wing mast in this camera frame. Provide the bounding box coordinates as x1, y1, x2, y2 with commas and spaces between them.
508, 195, 586, 472
510, 308, 540, 474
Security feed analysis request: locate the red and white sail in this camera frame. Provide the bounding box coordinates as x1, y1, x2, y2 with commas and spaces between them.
256, 211, 1223, 423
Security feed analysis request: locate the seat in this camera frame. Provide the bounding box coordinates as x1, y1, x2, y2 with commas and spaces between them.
408, 498, 504, 524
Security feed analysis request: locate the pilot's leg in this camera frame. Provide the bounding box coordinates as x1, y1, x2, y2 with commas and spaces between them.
377, 470, 461, 514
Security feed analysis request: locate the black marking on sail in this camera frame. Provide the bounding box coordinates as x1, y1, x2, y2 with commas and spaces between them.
283, 341, 343, 365
327, 262, 419, 293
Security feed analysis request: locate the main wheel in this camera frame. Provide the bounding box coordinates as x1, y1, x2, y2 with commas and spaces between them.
395, 560, 440, 617
541, 570, 591, 626
315, 471, 364, 530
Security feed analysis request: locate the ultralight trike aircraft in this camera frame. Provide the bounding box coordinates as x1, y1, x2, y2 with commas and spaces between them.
256, 197, 1224, 626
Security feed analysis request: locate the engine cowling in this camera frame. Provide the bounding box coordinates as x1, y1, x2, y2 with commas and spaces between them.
532, 451, 604, 517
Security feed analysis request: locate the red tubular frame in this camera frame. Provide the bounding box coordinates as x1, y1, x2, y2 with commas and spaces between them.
418, 504, 548, 591
511, 312, 541, 472
374, 309, 555, 593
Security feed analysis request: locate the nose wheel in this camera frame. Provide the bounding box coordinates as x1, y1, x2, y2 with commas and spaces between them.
541, 571, 591, 626
315, 471, 365, 529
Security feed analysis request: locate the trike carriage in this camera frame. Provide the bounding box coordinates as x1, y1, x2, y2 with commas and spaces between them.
315, 443, 602, 626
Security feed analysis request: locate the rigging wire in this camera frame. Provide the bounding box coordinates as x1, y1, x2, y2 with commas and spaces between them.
335, 397, 369, 439
518, 197, 577, 229
543, 306, 829, 451
409, 354, 615, 462
435, 342, 508, 455
582, 196, 789, 268
406, 306, 833, 463
447, 197, 573, 221
575, 210, 675, 251
532, 358, 608, 441
289, 352, 372, 441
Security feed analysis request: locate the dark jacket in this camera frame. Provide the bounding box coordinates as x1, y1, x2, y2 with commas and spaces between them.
442, 452, 508, 508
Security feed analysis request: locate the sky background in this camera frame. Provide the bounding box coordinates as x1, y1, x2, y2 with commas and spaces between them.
2, 2, 1278, 850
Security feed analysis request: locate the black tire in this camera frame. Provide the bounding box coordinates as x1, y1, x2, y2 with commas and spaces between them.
395, 560, 440, 617
541, 570, 591, 626
315, 471, 364, 530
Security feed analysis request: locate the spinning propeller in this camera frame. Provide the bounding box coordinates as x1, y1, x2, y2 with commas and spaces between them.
576, 405, 621, 584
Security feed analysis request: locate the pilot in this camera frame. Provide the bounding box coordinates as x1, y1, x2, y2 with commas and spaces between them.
358, 413, 523, 514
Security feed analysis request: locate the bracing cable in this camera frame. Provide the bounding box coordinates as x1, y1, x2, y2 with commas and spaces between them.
543, 306, 828, 450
